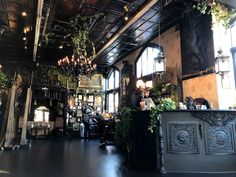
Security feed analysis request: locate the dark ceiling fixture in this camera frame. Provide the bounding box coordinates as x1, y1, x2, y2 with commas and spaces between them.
154, 1, 166, 75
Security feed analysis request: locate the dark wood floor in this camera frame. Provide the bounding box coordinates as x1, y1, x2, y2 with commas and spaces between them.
0, 139, 236, 177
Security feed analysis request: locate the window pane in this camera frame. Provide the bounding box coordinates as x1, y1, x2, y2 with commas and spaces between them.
103, 78, 107, 90
142, 51, 148, 76
231, 25, 236, 47
115, 92, 119, 112
136, 58, 142, 78
136, 46, 162, 78
108, 93, 114, 112
147, 47, 154, 75
115, 70, 119, 88
108, 72, 114, 90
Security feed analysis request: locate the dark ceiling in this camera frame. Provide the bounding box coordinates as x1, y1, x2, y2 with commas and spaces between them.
1, 0, 234, 72
0, 0, 35, 61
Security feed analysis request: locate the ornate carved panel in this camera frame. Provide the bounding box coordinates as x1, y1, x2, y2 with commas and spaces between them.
167, 123, 198, 153
191, 111, 236, 126
206, 124, 235, 154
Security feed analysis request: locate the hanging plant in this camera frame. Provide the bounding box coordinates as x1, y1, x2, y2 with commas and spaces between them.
43, 13, 105, 57
193, 0, 236, 29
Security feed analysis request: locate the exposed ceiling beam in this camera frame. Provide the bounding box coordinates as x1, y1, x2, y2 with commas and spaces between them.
2, 0, 10, 28
33, 0, 44, 62
94, 0, 158, 59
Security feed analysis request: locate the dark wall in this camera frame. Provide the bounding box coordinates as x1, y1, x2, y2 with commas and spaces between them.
180, 11, 215, 75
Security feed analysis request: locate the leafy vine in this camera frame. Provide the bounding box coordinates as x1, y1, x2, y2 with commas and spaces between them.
193, 0, 236, 29
43, 13, 105, 57
148, 98, 176, 133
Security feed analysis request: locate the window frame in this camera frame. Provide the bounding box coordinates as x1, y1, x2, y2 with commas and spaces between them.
105, 68, 120, 113
135, 43, 163, 80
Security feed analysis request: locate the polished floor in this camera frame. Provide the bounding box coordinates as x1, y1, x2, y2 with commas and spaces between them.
0, 139, 236, 177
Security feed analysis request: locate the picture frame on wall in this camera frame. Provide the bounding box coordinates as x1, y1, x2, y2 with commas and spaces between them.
78, 95, 82, 100
88, 95, 94, 102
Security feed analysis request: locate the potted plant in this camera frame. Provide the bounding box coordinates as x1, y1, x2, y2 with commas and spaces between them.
115, 107, 133, 157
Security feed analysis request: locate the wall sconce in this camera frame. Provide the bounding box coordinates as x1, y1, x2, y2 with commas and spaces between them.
154, 52, 166, 75
215, 49, 230, 78
136, 79, 145, 89
136, 79, 153, 89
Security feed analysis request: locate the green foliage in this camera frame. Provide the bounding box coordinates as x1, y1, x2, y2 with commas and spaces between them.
56, 102, 64, 116
0, 169, 9, 174
115, 107, 133, 152
0, 69, 8, 91
193, 0, 236, 29
149, 82, 177, 104
148, 98, 176, 133
43, 13, 104, 57
41, 65, 77, 89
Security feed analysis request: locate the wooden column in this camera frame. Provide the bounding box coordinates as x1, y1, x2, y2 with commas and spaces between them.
4, 85, 17, 148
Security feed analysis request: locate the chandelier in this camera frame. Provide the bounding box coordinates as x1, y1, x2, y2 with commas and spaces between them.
57, 53, 97, 79
55, 14, 103, 81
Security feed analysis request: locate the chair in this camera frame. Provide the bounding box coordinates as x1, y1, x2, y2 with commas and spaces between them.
193, 98, 210, 109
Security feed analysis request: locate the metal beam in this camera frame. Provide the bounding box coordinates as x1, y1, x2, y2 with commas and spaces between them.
33, 0, 44, 62
2, 0, 10, 28
94, 0, 158, 59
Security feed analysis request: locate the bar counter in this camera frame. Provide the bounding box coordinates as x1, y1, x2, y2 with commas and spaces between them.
132, 109, 236, 173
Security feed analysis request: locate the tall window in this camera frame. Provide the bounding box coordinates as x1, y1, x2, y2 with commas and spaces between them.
105, 69, 120, 112
136, 44, 162, 79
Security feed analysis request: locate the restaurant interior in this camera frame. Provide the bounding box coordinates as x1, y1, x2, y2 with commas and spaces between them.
0, 0, 236, 176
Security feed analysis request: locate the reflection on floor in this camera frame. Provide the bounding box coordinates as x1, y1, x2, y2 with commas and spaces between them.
0, 139, 235, 177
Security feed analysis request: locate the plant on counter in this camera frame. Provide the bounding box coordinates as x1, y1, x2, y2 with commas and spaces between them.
193, 0, 236, 29
115, 107, 133, 153
148, 98, 176, 133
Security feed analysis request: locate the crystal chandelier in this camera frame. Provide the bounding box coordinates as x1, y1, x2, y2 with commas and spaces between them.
57, 53, 97, 79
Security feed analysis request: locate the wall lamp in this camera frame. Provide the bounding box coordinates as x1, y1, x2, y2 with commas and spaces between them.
215, 49, 230, 78
136, 80, 153, 89
154, 52, 166, 75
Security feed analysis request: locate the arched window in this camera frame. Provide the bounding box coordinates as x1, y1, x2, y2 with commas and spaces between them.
136, 44, 163, 79
105, 69, 120, 112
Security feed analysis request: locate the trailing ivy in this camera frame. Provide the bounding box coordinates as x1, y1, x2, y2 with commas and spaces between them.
43, 13, 105, 57
148, 98, 176, 133
193, 0, 236, 29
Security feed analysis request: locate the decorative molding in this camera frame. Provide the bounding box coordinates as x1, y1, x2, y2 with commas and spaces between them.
158, 118, 166, 173
191, 111, 236, 126
167, 123, 198, 153
206, 124, 235, 154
